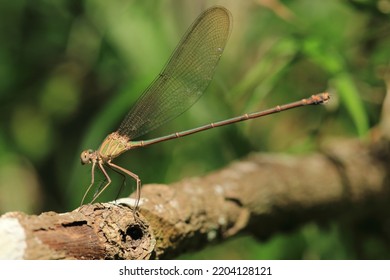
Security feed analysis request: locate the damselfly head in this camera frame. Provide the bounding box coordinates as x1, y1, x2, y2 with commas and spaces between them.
80, 149, 95, 165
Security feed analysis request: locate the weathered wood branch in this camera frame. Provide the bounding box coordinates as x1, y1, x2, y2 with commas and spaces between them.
1, 137, 389, 259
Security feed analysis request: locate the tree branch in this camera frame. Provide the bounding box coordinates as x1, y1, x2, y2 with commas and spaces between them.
1, 137, 389, 259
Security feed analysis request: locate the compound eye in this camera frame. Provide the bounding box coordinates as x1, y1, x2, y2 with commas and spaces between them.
80, 149, 94, 165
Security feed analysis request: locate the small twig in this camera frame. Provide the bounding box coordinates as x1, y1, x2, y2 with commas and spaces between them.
380, 66, 390, 139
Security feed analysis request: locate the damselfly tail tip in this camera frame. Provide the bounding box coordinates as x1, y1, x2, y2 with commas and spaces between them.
312, 92, 331, 105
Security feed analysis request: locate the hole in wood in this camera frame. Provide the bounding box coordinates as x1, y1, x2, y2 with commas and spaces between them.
126, 225, 143, 240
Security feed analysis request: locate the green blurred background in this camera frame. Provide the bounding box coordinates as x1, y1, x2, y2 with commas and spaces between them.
0, 0, 389, 259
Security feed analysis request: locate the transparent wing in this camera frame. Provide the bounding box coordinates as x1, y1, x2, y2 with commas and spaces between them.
117, 6, 232, 139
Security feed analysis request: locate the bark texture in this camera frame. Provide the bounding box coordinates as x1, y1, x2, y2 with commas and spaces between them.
1, 136, 389, 259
